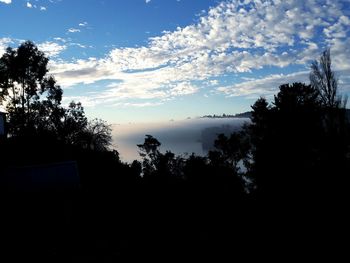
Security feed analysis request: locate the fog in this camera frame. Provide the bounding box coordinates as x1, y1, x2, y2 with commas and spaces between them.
112, 118, 250, 162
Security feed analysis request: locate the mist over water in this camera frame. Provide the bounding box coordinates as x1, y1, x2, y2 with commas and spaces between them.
112, 118, 250, 162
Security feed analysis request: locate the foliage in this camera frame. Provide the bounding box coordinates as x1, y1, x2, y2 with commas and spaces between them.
60, 101, 88, 145
209, 131, 250, 175
0, 41, 112, 151
0, 41, 63, 135
137, 135, 184, 180
83, 118, 112, 151
310, 48, 347, 108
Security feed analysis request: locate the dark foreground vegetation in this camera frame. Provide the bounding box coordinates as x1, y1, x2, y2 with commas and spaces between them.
0, 42, 349, 261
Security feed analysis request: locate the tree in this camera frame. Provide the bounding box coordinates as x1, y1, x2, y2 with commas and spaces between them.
310, 49, 349, 167
244, 83, 326, 198
81, 118, 112, 151
245, 78, 350, 201
250, 97, 270, 131
137, 135, 161, 159
57, 101, 87, 144
137, 135, 162, 177
210, 132, 250, 174
0, 41, 62, 135
310, 48, 347, 108
0, 41, 114, 153
137, 135, 183, 180
273, 83, 320, 112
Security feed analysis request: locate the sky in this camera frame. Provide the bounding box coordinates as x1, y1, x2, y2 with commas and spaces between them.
1, 0, 350, 124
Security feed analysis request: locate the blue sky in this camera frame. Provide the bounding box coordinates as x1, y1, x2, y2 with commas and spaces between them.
1, 0, 350, 123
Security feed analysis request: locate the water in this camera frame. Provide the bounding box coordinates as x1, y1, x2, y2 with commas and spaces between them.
112, 118, 250, 163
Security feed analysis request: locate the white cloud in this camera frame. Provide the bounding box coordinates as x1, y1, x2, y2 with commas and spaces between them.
0, 37, 12, 56
79, 22, 88, 27
216, 68, 350, 99
53, 37, 67, 43
169, 82, 199, 96
0, 0, 11, 4
114, 102, 163, 108
70, 43, 87, 49
37, 41, 67, 57
68, 28, 80, 33
216, 71, 310, 98
49, 0, 350, 106
61, 95, 99, 108
40, 6, 47, 11
26, 2, 32, 8
145, 0, 151, 3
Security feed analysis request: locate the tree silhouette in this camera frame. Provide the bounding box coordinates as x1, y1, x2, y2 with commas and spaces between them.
83, 118, 112, 151
310, 50, 349, 187
245, 83, 325, 198
59, 101, 88, 144
246, 79, 350, 202
0, 41, 60, 135
0, 41, 113, 152
310, 48, 347, 108
209, 131, 250, 176
137, 135, 184, 180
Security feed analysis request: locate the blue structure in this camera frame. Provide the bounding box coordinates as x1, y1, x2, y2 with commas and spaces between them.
0, 111, 5, 137
1, 161, 80, 192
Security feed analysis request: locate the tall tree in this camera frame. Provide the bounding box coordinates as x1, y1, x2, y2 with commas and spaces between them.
310, 48, 347, 108
0, 41, 62, 135
137, 135, 162, 177
0, 41, 113, 152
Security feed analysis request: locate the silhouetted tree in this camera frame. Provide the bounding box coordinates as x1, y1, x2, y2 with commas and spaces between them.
310, 48, 347, 108
249, 97, 270, 143
0, 41, 114, 155
210, 132, 250, 175
137, 135, 161, 177
245, 79, 350, 202
309, 50, 349, 187
34, 76, 64, 133
137, 135, 184, 180
0, 41, 63, 136
83, 118, 112, 151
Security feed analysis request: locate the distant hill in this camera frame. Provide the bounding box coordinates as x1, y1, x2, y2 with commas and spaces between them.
233, 111, 253, 118
200, 111, 252, 119
202, 109, 350, 120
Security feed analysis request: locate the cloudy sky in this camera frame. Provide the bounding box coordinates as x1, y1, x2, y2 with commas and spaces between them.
1, 0, 350, 123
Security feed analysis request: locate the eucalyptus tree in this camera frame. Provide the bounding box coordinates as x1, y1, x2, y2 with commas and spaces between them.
0, 41, 62, 135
